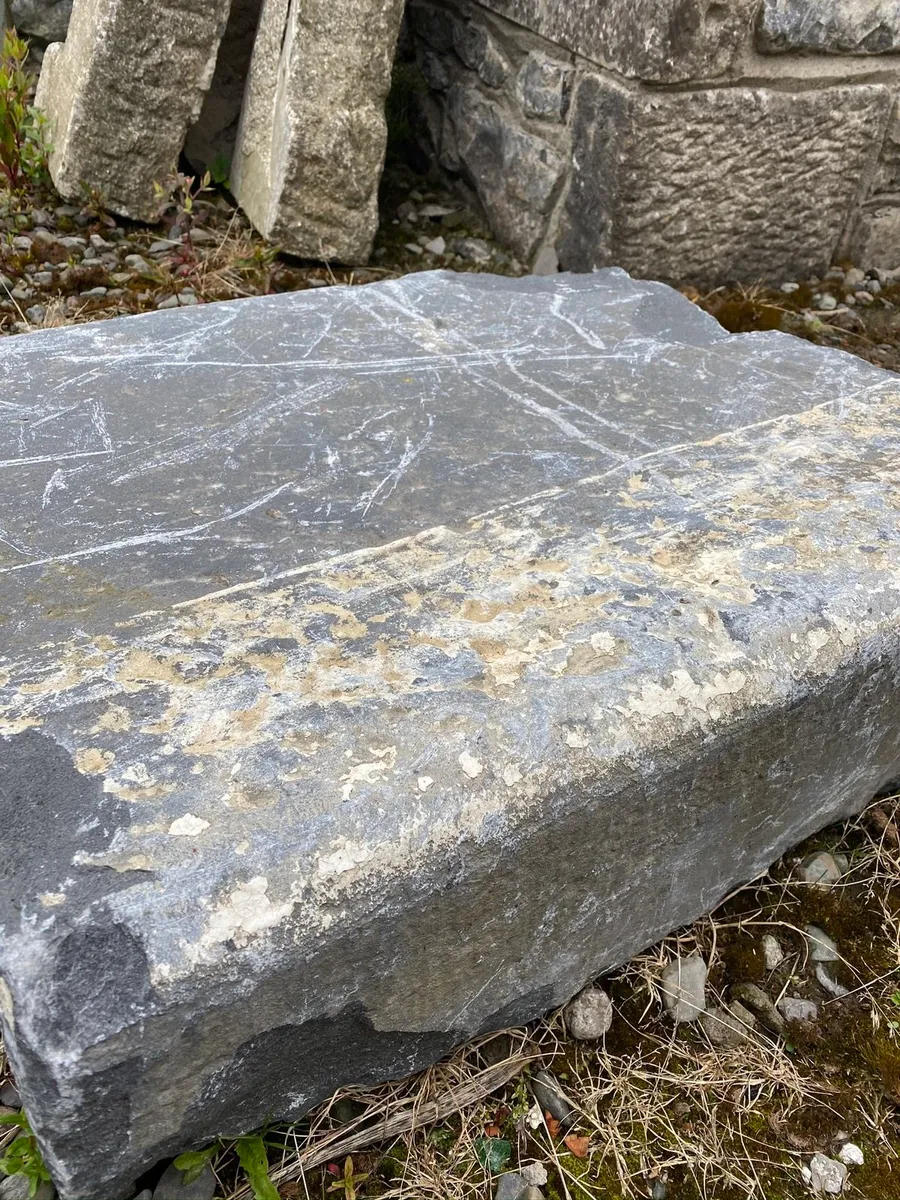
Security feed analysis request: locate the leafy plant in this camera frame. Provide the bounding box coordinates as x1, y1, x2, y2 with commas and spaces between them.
173, 1144, 218, 1185
0, 31, 50, 192
234, 1135, 280, 1200
0, 1111, 52, 1197
326, 1155, 369, 1200
474, 1135, 512, 1173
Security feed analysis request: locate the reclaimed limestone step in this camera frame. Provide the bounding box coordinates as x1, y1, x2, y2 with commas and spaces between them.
1, 270, 899, 1198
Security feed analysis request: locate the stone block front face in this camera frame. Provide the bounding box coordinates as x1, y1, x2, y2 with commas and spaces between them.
559, 78, 892, 283
231, 0, 405, 263
2, 272, 900, 1199
475, 0, 758, 83
34, 0, 231, 221
758, 0, 900, 54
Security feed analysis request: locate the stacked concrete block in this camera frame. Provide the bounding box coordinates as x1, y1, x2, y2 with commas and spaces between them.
410, 0, 900, 280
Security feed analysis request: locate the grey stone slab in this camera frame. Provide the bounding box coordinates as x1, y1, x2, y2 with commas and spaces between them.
1, 271, 900, 1199
473, 0, 758, 82
34, 0, 230, 221
559, 76, 891, 284
758, 0, 900, 54
231, 0, 405, 263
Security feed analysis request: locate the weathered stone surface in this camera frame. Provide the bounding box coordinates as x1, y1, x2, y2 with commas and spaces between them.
759, 0, 900, 54
1, 270, 900, 1198
445, 82, 565, 258
559, 77, 891, 284
475, 0, 757, 82
231, 0, 405, 263
516, 52, 572, 122
34, 0, 231, 221
9, 0, 71, 40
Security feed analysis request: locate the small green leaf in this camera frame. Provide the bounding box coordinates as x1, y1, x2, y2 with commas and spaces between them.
235, 1135, 280, 1200
474, 1136, 512, 1174
174, 1145, 217, 1185
0, 1113, 29, 1129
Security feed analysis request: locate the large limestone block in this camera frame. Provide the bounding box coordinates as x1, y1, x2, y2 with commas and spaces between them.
759, 0, 900, 54
559, 77, 891, 283
34, 0, 231, 221
231, 0, 404, 262
2, 271, 900, 1198
475, 0, 758, 82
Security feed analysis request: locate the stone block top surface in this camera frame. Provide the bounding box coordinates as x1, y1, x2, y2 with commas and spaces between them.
2, 271, 900, 1197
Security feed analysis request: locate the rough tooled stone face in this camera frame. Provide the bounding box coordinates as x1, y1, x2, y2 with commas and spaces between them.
1, 271, 900, 1198
758, 0, 900, 54
558, 77, 892, 283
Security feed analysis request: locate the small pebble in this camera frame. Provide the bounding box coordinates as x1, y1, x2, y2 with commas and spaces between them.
808, 1152, 847, 1195
455, 236, 493, 263
780, 281, 800, 293
800, 851, 842, 889
520, 1163, 548, 1188
815, 963, 849, 998
762, 934, 784, 970
564, 985, 613, 1039
148, 240, 175, 255
521, 1190, 544, 1200
81, 286, 108, 298
12, 235, 32, 251
650, 1181, 668, 1200
699, 1002, 755, 1048
660, 955, 707, 1023
806, 925, 839, 962
124, 254, 152, 273
844, 267, 866, 288
855, 290, 874, 305
152, 1162, 216, 1200
33, 271, 53, 286
404, 242, 424, 255
157, 295, 180, 309
865, 278, 882, 294
0, 1080, 21, 1107
837, 1142, 864, 1167
57, 236, 86, 250
817, 293, 838, 311
731, 983, 786, 1035
530, 1069, 575, 1129
778, 996, 819, 1023
495, 1173, 526, 1200
424, 235, 446, 255
25, 304, 46, 324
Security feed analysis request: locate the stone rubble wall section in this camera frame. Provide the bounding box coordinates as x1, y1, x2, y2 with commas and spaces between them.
409, 0, 900, 281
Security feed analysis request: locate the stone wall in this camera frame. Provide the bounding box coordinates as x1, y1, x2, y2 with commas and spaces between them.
408, 0, 900, 281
